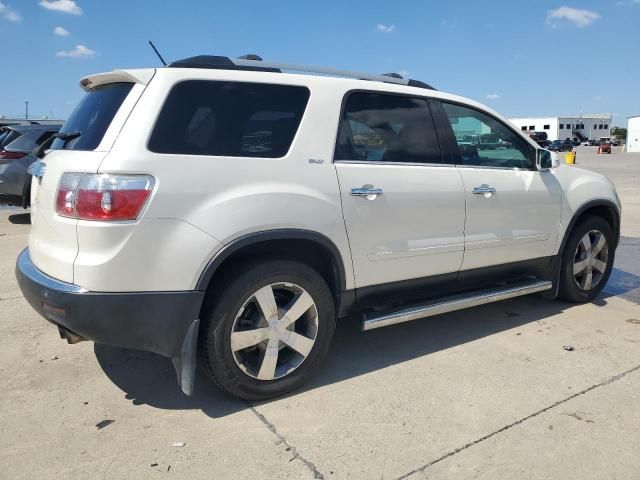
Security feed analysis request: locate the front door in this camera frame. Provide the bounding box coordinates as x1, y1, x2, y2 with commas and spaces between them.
437, 101, 563, 271
334, 92, 466, 288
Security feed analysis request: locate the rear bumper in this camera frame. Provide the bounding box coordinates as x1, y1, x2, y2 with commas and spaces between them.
15, 248, 205, 394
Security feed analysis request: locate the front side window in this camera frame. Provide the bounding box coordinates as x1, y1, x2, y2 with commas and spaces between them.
441, 102, 534, 169
149, 81, 310, 158
334, 92, 442, 164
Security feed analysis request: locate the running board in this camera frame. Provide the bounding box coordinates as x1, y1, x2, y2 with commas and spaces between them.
362, 279, 552, 331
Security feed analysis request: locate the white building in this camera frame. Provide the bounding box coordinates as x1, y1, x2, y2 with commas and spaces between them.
627, 115, 640, 153
508, 114, 612, 142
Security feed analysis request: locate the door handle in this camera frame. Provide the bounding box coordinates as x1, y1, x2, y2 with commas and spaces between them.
351, 187, 383, 200
472, 184, 496, 195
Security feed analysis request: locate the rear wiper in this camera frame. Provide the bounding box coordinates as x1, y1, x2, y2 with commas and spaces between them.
32, 131, 82, 159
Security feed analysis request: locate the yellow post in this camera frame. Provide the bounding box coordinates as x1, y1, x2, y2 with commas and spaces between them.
565, 152, 576, 164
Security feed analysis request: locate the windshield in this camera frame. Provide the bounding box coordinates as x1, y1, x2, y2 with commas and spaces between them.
51, 82, 133, 151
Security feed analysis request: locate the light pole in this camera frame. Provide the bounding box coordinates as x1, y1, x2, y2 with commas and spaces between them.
24, 101, 29, 120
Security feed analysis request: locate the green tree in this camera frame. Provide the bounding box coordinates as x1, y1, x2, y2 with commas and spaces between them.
611, 127, 627, 139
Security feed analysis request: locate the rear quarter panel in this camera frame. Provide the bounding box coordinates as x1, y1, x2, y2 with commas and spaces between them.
97, 69, 355, 291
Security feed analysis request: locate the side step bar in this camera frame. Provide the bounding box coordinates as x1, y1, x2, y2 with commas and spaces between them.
362, 279, 552, 331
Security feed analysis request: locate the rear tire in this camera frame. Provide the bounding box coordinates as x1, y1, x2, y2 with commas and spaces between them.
199, 259, 335, 400
558, 216, 615, 302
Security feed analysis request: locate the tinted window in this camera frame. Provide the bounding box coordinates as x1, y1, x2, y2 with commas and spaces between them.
148, 81, 310, 158
544, 124, 550, 130
52, 82, 133, 151
4, 130, 57, 152
0, 130, 21, 150
442, 102, 534, 169
334, 92, 442, 164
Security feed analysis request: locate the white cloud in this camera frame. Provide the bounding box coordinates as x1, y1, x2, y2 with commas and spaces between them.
56, 44, 96, 58
486, 93, 501, 100
0, 1, 21, 22
53, 26, 69, 36
39, 0, 82, 15
546, 6, 600, 27
376, 24, 395, 33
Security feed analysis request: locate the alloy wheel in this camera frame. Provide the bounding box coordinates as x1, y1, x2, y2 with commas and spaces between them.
230, 282, 319, 381
573, 229, 609, 291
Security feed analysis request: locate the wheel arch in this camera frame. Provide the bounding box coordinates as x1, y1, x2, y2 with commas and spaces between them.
559, 199, 620, 254
196, 229, 352, 314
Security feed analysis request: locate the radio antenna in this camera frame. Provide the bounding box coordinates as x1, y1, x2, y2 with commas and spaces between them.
148, 40, 167, 66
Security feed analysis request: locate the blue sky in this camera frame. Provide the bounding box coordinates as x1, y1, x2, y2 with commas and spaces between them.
1, 0, 639, 126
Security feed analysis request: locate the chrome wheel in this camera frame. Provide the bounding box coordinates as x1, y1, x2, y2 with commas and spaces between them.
230, 282, 319, 381
573, 229, 609, 291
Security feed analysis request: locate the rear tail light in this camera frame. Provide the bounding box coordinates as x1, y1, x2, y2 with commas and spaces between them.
0, 150, 27, 160
55, 173, 154, 221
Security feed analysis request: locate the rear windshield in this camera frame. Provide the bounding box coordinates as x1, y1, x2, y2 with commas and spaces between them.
52, 82, 133, 151
5, 130, 58, 152
0, 130, 21, 150
148, 81, 310, 158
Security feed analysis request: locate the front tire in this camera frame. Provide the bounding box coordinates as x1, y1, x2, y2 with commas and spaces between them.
558, 216, 615, 302
200, 259, 335, 400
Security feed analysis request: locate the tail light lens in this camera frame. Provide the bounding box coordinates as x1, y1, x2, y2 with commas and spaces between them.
55, 173, 154, 221
0, 150, 27, 159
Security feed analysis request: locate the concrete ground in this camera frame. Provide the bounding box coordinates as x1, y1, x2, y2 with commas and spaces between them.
1, 148, 639, 480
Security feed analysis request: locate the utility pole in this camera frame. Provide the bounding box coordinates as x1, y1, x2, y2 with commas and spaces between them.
24, 101, 29, 120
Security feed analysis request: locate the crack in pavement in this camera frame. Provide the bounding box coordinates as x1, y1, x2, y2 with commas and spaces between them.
0, 296, 22, 302
248, 403, 324, 479
396, 363, 640, 479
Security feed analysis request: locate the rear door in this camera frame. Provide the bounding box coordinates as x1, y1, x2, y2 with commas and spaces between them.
436, 100, 562, 271
29, 76, 151, 282
334, 91, 466, 289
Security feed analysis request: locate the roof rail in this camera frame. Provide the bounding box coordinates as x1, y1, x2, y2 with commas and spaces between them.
168, 55, 436, 90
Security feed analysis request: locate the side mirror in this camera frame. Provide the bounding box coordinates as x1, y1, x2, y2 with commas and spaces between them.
536, 149, 556, 170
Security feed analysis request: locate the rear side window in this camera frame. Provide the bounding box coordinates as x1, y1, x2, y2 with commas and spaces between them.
334, 92, 442, 164
52, 82, 133, 151
148, 81, 310, 158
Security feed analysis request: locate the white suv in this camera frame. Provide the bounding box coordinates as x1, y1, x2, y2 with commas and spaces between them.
16, 55, 620, 400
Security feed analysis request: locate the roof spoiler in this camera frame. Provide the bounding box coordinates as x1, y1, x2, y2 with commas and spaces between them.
79, 69, 155, 91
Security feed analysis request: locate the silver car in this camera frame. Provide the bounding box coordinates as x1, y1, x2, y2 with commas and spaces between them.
0, 124, 61, 207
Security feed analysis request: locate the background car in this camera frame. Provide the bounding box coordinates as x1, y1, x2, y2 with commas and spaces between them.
0, 124, 61, 208
548, 140, 570, 152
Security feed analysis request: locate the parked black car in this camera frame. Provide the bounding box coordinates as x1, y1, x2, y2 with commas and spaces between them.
0, 124, 61, 208
547, 140, 573, 152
